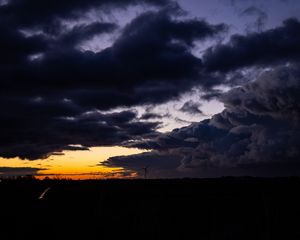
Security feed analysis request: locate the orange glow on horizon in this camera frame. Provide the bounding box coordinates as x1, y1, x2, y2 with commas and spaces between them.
0, 146, 146, 179
35, 172, 138, 180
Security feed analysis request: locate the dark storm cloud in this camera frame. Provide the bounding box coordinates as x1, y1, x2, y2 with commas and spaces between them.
1, 6, 226, 103
200, 89, 223, 101
219, 67, 300, 121
0, 0, 169, 61
52, 8, 225, 91
105, 66, 300, 177
140, 112, 163, 120
53, 22, 118, 48
0, 22, 47, 64
180, 100, 204, 115
0, 107, 161, 160
0, 0, 171, 27
203, 18, 300, 72
0, 1, 228, 159
103, 151, 182, 178
1, 0, 299, 165
0, 167, 46, 176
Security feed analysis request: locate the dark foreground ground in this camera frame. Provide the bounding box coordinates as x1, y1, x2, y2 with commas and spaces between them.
0, 178, 300, 240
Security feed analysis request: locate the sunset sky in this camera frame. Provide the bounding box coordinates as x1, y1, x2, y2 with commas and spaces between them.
0, 0, 299, 179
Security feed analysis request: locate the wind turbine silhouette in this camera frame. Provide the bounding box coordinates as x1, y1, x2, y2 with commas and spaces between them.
141, 166, 149, 179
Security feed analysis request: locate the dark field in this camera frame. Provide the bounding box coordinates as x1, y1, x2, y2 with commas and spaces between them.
1, 178, 300, 240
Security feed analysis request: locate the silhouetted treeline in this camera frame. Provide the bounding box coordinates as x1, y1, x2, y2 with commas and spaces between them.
0, 177, 300, 240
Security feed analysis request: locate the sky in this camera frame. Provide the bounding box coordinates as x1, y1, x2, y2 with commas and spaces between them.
0, 0, 299, 179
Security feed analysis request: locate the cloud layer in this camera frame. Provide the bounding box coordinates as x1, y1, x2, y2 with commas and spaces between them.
105, 66, 300, 177
0, 0, 299, 179
0, 1, 228, 159
0, 167, 46, 177
203, 18, 300, 72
